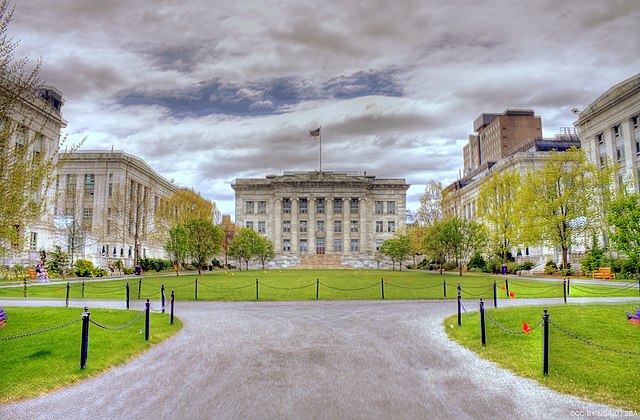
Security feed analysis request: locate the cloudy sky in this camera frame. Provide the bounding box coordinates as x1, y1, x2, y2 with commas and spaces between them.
10, 0, 640, 217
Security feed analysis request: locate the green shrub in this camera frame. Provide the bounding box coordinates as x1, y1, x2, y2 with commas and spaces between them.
123, 267, 134, 275
544, 260, 557, 275
519, 261, 533, 271
92, 267, 106, 277
485, 257, 502, 274
468, 252, 486, 270
75, 259, 94, 277
560, 268, 573, 276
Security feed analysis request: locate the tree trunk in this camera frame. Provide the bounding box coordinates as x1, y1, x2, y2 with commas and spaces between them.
459, 265, 462, 276
562, 246, 569, 270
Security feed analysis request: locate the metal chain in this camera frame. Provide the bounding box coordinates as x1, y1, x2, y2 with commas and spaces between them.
260, 282, 316, 290
485, 311, 543, 335
460, 288, 493, 298
384, 282, 442, 290
321, 282, 379, 291
571, 283, 637, 296
508, 280, 564, 289
89, 309, 146, 331
0, 318, 81, 341
460, 301, 478, 317
511, 285, 563, 297
197, 281, 255, 290
548, 320, 640, 356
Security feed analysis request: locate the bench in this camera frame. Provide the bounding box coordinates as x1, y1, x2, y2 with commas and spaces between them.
27, 268, 37, 279
592, 267, 612, 280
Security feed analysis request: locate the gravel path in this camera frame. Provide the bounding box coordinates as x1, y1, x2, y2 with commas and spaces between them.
1, 298, 635, 419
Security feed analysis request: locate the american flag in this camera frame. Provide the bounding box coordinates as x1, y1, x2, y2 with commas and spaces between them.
309, 127, 320, 138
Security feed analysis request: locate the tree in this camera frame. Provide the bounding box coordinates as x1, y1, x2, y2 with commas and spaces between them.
154, 187, 217, 238
228, 227, 260, 271
164, 224, 189, 275
0, 1, 79, 257
184, 219, 223, 275
378, 233, 412, 271
518, 147, 612, 269
606, 193, 640, 267
415, 180, 443, 226
421, 221, 448, 274
421, 218, 487, 275
254, 236, 275, 269
477, 169, 520, 263
220, 216, 237, 268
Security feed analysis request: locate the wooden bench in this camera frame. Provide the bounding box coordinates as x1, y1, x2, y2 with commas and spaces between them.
592, 267, 612, 280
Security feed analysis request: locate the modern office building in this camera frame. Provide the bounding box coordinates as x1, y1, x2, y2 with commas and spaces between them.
575, 72, 640, 191
232, 171, 409, 268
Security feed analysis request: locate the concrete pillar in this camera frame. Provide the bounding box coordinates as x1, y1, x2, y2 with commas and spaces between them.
291, 197, 298, 253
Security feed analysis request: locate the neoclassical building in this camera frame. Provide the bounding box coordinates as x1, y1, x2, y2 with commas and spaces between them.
55, 150, 180, 267
575, 72, 640, 191
232, 171, 409, 268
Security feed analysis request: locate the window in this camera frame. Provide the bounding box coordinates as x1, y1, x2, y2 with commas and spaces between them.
597, 133, 606, 167
316, 220, 325, 233
299, 198, 308, 214
634, 116, 640, 156
387, 201, 396, 214
257, 221, 266, 233
66, 174, 77, 198
350, 220, 358, 232
333, 198, 342, 214
84, 174, 95, 197
29, 232, 37, 250
316, 198, 325, 213
246, 221, 254, 230
245, 201, 254, 214
82, 208, 93, 229
257, 201, 267, 214
334, 239, 343, 252
283, 220, 291, 233
333, 220, 342, 233
299, 239, 308, 252
376, 239, 383, 251
614, 125, 625, 163
33, 134, 44, 160
375, 201, 384, 214
106, 220, 111, 235
299, 220, 308, 233
350, 239, 359, 252
283, 239, 291, 252
316, 238, 325, 254
108, 174, 113, 198
350, 198, 359, 213
376, 221, 384, 233
283, 198, 291, 213
388, 221, 396, 233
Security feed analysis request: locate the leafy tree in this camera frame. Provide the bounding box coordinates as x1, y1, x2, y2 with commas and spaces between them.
407, 224, 427, 267
415, 180, 443, 226
445, 218, 488, 276
254, 235, 275, 269
518, 147, 613, 269
220, 216, 237, 268
153, 187, 218, 241
47, 245, 69, 276
477, 169, 520, 263
421, 221, 448, 274
0, 1, 80, 257
605, 193, 640, 268
379, 233, 412, 271
228, 227, 260, 271
184, 219, 223, 275
164, 224, 189, 275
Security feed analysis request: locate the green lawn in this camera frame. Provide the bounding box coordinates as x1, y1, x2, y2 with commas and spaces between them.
0, 306, 182, 404
1, 269, 638, 302
445, 303, 640, 411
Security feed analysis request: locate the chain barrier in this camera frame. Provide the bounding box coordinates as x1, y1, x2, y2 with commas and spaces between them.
460, 301, 478, 317
571, 283, 637, 296
460, 287, 493, 298
508, 280, 564, 289
197, 281, 255, 291
0, 317, 81, 341
462, 283, 495, 289
83, 282, 124, 290
320, 282, 379, 291
509, 285, 563, 297
89, 309, 147, 331
485, 311, 543, 335
549, 320, 640, 356
384, 282, 443, 290
260, 282, 316, 291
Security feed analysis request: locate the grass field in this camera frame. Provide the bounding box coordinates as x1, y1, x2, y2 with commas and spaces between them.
445, 303, 640, 412
0, 269, 638, 302
0, 306, 182, 404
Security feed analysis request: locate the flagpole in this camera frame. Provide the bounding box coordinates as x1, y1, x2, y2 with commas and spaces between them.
319, 129, 322, 172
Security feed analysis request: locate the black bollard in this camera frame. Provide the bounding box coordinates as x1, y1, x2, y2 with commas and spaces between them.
381, 279, 385, 300
170, 290, 175, 325
493, 281, 498, 308
65, 282, 70, 307
256, 279, 259, 300
443, 280, 447, 298
480, 299, 486, 347
505, 279, 509, 298
145, 299, 150, 341
23, 279, 27, 299
126, 282, 130, 309
161, 284, 165, 314
195, 278, 198, 300
82, 281, 85, 298
542, 309, 549, 376
457, 283, 462, 326
563, 280, 567, 304
316, 279, 319, 300
80, 307, 90, 369
137, 278, 141, 300
566, 277, 570, 295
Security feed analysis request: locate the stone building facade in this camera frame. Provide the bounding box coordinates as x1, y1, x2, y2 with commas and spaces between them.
232, 171, 409, 268
575, 72, 640, 192
54, 150, 179, 268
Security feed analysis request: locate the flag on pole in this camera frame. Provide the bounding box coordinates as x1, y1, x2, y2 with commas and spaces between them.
309, 127, 320, 138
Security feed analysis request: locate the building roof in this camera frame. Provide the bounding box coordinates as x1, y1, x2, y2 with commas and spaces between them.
576, 72, 640, 125
232, 171, 409, 190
